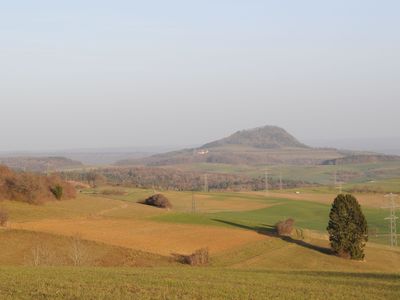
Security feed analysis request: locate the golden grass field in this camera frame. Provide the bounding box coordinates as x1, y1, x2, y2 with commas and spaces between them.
13, 218, 265, 256
1, 187, 398, 269
6, 191, 268, 255
1, 187, 400, 299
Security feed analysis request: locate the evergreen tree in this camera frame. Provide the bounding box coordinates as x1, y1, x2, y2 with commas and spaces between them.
50, 185, 63, 200
327, 194, 368, 260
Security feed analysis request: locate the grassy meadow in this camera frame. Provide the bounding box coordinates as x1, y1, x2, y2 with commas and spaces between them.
0, 184, 399, 299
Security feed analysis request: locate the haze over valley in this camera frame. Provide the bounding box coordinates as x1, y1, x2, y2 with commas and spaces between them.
1, 1, 399, 299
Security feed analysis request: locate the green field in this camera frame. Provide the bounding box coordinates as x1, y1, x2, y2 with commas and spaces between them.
94, 188, 393, 246
0, 267, 399, 300
174, 161, 400, 186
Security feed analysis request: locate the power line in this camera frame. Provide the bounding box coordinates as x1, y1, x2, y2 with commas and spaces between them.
382, 193, 400, 247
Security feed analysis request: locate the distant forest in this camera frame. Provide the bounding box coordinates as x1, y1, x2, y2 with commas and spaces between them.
59, 167, 313, 191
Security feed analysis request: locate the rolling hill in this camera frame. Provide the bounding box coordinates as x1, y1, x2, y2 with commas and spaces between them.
116, 125, 361, 166
0, 156, 83, 172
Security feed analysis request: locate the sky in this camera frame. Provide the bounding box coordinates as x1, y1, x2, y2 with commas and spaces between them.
1, 1, 399, 151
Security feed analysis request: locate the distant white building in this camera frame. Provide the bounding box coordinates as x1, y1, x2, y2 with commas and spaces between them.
196, 149, 209, 155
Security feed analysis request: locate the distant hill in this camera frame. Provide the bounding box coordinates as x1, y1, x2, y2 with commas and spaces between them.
0, 156, 83, 173
116, 125, 354, 167
203, 125, 309, 149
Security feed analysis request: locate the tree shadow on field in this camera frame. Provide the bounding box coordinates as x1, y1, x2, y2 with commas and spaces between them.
212, 219, 333, 256
211, 219, 276, 236
279, 236, 333, 255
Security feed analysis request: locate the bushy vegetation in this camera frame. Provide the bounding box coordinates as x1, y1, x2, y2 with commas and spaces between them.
184, 248, 209, 266
0, 165, 76, 204
50, 185, 63, 200
142, 194, 172, 209
327, 194, 368, 260
275, 218, 295, 236
0, 207, 8, 227
346, 185, 384, 194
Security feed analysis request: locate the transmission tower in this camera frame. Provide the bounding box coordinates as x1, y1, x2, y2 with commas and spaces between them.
204, 174, 208, 193
333, 169, 337, 187
382, 193, 400, 247
279, 172, 283, 191
336, 181, 343, 194
192, 191, 196, 213
265, 170, 269, 196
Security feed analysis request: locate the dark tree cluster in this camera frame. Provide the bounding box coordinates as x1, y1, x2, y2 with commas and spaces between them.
142, 194, 172, 209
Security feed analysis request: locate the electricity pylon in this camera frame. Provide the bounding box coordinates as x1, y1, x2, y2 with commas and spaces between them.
382, 193, 400, 247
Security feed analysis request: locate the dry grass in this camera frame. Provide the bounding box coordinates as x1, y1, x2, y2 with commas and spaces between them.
1, 194, 123, 222
0, 229, 173, 267
13, 218, 265, 256
213, 236, 400, 273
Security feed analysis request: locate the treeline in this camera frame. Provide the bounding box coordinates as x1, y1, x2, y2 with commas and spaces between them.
0, 165, 76, 204
59, 167, 312, 191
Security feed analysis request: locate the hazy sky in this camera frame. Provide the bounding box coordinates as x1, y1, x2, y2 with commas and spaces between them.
1, 1, 399, 151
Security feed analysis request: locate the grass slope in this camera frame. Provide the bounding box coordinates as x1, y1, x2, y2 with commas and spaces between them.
0, 267, 399, 300
151, 196, 389, 245
0, 229, 173, 267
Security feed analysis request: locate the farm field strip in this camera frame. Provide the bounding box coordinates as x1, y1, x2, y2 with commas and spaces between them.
13, 218, 265, 256
0, 266, 399, 300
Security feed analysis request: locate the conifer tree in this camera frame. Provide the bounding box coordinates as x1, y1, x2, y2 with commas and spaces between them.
327, 194, 368, 260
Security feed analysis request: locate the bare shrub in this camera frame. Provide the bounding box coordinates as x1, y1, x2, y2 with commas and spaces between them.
0, 207, 8, 227
184, 248, 209, 266
30, 243, 54, 266
0, 165, 76, 204
141, 194, 172, 209
275, 218, 295, 236
69, 233, 89, 266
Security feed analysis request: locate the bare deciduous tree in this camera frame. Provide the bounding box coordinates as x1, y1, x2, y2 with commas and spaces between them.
69, 233, 88, 266
30, 242, 54, 266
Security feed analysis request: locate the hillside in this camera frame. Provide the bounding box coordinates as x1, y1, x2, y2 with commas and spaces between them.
0, 156, 83, 172
116, 125, 350, 167
203, 125, 309, 149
